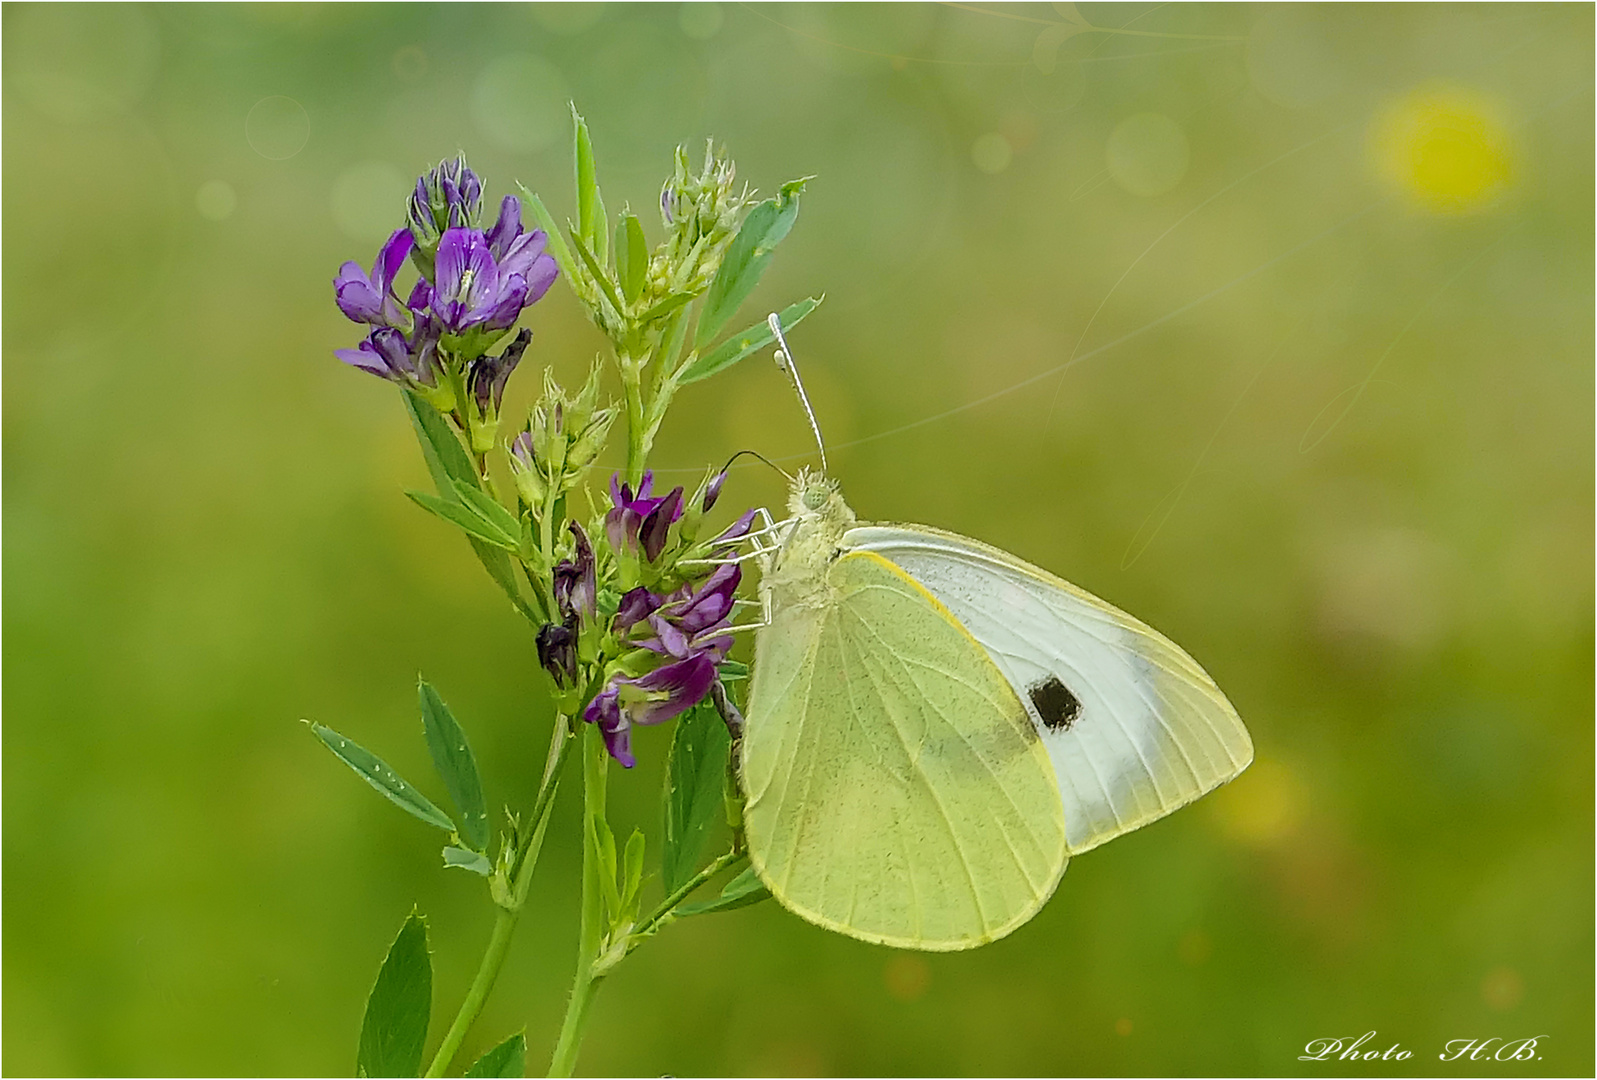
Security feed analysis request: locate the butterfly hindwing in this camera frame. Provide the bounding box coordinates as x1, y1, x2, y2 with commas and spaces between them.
741, 550, 1068, 951
844, 525, 1253, 855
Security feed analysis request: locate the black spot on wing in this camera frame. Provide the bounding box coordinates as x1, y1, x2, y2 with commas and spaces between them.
1028, 676, 1082, 732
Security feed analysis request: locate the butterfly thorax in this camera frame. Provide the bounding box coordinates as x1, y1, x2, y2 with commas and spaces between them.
759, 470, 856, 611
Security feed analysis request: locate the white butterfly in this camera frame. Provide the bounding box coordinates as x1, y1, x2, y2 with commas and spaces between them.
734, 316, 1252, 951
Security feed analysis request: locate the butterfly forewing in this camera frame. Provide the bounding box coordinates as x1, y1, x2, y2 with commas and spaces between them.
742, 550, 1068, 951
844, 525, 1253, 855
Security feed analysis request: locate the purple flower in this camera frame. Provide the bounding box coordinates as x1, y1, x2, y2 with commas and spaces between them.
605, 471, 686, 563
468, 328, 530, 417
701, 467, 729, 513
334, 229, 413, 328
553, 522, 597, 623
432, 228, 507, 331
334, 325, 439, 387
614, 586, 662, 631
485, 196, 559, 305
711, 508, 758, 551
582, 654, 718, 768
629, 564, 742, 661
432, 224, 556, 334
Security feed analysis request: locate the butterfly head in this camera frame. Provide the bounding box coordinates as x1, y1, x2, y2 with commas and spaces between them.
788, 467, 855, 529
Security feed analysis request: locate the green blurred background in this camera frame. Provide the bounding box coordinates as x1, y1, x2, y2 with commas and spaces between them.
5, 3, 1592, 1075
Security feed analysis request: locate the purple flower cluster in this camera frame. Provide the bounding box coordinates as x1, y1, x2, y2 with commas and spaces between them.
332, 157, 558, 402
584, 565, 743, 768
581, 472, 756, 768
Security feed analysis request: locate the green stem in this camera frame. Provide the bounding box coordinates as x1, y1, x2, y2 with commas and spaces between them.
538, 475, 560, 616
631, 848, 744, 941
621, 358, 645, 489
423, 907, 517, 1079
422, 719, 573, 1079
546, 727, 609, 1078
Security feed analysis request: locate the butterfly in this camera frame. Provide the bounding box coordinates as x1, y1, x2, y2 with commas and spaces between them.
736, 319, 1252, 952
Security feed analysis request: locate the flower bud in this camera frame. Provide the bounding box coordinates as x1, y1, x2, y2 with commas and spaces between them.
465, 329, 530, 453
508, 430, 547, 507
408, 155, 484, 245
566, 407, 616, 470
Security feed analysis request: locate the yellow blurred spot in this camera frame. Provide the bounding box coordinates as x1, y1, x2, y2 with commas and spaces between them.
1115, 1017, 1134, 1036
972, 132, 1013, 175
1370, 84, 1513, 214
883, 954, 930, 1001
1481, 966, 1524, 1011
1212, 758, 1306, 846
1177, 928, 1212, 966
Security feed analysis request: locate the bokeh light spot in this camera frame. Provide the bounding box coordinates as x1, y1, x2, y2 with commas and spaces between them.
972, 132, 1013, 174
1115, 1017, 1134, 1037
883, 955, 930, 1001
7, 3, 160, 123
470, 55, 566, 154
1106, 113, 1189, 197
680, 2, 724, 40
1481, 966, 1525, 1011
1212, 758, 1305, 846
246, 96, 310, 160
331, 162, 412, 241
195, 181, 237, 222
1370, 85, 1513, 214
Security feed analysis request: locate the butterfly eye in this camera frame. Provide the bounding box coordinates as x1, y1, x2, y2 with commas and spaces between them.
802, 485, 828, 511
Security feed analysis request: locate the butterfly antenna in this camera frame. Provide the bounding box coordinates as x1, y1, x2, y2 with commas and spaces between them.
721, 448, 792, 482
768, 313, 827, 472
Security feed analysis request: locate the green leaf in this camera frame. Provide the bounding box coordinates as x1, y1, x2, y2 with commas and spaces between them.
403, 391, 533, 621
677, 296, 823, 385
448, 478, 522, 544
518, 186, 577, 282
695, 179, 809, 349
404, 390, 478, 493
310, 723, 455, 833
717, 659, 749, 682
405, 491, 519, 551
357, 911, 432, 1078
573, 106, 600, 251
568, 229, 626, 322
464, 1032, 526, 1079
419, 680, 489, 851
616, 213, 647, 306
594, 188, 610, 269
442, 845, 492, 876
621, 828, 646, 922
662, 701, 732, 893
676, 864, 771, 917
596, 814, 620, 926
638, 290, 696, 326
658, 305, 692, 374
